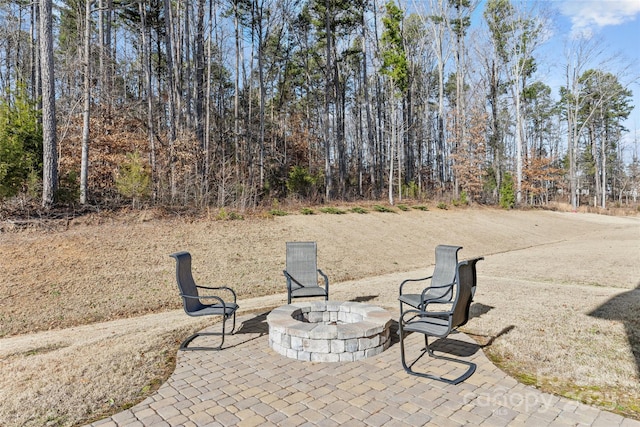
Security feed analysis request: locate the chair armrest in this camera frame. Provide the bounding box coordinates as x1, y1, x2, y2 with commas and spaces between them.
401, 308, 454, 323
419, 282, 455, 308
317, 269, 329, 295
181, 293, 225, 305
399, 275, 433, 294
195, 285, 237, 303
317, 269, 329, 285
283, 270, 299, 292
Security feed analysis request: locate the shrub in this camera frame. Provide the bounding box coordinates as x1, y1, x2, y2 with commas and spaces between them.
436, 202, 448, 210
412, 205, 428, 211
216, 208, 244, 220
301, 208, 315, 215
268, 209, 288, 216
286, 166, 317, 198
319, 207, 347, 214
0, 84, 42, 199
402, 180, 420, 198
499, 173, 516, 209
351, 207, 368, 214
115, 152, 151, 208
373, 204, 395, 213
397, 204, 409, 211
452, 191, 469, 207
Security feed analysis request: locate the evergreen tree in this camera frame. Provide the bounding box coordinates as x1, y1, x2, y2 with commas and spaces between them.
0, 85, 43, 198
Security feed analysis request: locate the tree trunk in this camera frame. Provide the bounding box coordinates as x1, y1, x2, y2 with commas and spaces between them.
361, 11, 375, 196
40, 0, 57, 208
195, 0, 205, 150
388, 92, 396, 205
430, 0, 449, 189
323, 0, 333, 200
255, 0, 266, 190
80, 0, 91, 205
514, 87, 524, 204
162, 0, 177, 200
30, 0, 41, 104
139, 1, 156, 199
234, 0, 241, 181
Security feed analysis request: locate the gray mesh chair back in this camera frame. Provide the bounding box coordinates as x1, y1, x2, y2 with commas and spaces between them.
172, 251, 203, 314
283, 242, 329, 304
428, 245, 464, 300
169, 251, 239, 350
399, 260, 477, 384
399, 245, 462, 314
467, 256, 484, 300
451, 261, 474, 328
286, 242, 318, 289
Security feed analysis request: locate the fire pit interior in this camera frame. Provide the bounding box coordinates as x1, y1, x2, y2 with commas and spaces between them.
267, 301, 392, 362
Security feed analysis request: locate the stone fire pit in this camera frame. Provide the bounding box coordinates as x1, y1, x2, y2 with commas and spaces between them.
267, 301, 392, 362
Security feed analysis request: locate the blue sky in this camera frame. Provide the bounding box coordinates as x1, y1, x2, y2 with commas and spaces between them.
550, 0, 640, 159
462, 0, 640, 160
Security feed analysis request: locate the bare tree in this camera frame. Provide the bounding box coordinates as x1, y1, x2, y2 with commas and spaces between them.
80, 0, 92, 205
561, 37, 636, 209
427, 0, 452, 189
138, 0, 157, 198
485, 0, 547, 205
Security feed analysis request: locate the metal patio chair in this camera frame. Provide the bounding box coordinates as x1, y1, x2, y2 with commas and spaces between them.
283, 241, 329, 304
169, 251, 239, 350
399, 245, 462, 316
399, 259, 477, 384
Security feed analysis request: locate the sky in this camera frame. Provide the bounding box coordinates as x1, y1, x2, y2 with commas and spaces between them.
462, 0, 640, 161
550, 0, 640, 160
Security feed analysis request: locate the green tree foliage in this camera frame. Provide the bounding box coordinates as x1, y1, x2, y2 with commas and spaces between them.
499, 172, 516, 209
0, 85, 42, 199
381, 1, 408, 94
115, 152, 151, 207
286, 166, 318, 198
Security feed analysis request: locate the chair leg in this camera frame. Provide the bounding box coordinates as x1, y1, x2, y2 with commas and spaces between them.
398, 302, 406, 336
225, 311, 237, 335
180, 314, 235, 351
399, 328, 476, 385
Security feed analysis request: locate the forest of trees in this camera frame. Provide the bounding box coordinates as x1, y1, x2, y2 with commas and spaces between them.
0, 0, 638, 212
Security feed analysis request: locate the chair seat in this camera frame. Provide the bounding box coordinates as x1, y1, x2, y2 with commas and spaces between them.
399, 294, 421, 307
188, 303, 239, 317
290, 287, 328, 298
403, 316, 450, 338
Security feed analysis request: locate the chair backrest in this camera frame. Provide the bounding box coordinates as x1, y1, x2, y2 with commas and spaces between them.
169, 251, 203, 313
451, 260, 474, 329
428, 245, 463, 299
467, 257, 483, 299
285, 242, 318, 289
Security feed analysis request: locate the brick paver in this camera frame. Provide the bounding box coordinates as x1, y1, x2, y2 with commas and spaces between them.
88, 305, 640, 427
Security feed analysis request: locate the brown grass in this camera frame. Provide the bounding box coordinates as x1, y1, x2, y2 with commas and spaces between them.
1, 204, 639, 425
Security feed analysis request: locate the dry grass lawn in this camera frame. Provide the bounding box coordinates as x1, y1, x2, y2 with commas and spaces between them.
1, 204, 639, 426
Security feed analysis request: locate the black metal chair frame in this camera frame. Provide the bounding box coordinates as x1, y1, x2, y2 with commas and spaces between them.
170, 251, 239, 350
399, 260, 478, 384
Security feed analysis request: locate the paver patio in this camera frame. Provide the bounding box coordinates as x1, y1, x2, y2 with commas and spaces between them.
89, 307, 640, 427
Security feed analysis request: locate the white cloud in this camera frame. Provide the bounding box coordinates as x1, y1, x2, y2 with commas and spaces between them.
557, 0, 640, 37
